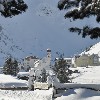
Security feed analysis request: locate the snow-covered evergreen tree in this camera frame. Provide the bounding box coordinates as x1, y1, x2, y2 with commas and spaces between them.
28, 68, 35, 90
41, 68, 47, 82
53, 55, 72, 83
58, 0, 100, 39
3, 57, 19, 76
12, 59, 19, 76
0, 0, 28, 17
3, 57, 12, 75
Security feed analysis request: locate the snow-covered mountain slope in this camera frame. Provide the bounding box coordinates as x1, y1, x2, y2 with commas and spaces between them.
81, 42, 100, 56
0, 26, 24, 65
0, 0, 99, 65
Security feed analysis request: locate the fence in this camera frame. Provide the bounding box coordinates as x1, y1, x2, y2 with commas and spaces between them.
0, 87, 28, 90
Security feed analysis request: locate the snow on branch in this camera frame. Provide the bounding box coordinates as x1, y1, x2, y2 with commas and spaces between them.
0, 0, 28, 17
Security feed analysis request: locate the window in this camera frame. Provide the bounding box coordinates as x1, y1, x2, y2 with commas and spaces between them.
67, 60, 71, 62
93, 56, 98, 64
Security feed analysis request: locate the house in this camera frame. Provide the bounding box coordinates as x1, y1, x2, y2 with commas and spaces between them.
33, 48, 52, 78
75, 54, 100, 67
23, 56, 39, 71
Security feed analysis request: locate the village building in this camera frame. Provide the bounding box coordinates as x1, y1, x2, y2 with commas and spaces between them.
75, 54, 100, 67
28, 49, 58, 90
18, 63, 25, 72
23, 56, 39, 71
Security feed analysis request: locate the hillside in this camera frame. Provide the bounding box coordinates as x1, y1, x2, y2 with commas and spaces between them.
0, 26, 24, 65
81, 42, 100, 56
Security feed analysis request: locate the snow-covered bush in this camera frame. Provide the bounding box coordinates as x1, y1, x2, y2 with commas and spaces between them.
40, 68, 47, 82
53, 55, 73, 83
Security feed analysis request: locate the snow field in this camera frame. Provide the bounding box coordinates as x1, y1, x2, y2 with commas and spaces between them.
0, 88, 53, 100
72, 66, 100, 84
0, 87, 100, 100
0, 66, 100, 100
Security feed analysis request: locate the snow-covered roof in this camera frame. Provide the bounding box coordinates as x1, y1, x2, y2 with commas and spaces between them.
64, 58, 72, 60
25, 56, 39, 60
55, 57, 72, 60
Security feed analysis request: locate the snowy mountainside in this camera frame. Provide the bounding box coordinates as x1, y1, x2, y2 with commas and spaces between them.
0, 25, 24, 65
0, 0, 99, 65
81, 42, 100, 56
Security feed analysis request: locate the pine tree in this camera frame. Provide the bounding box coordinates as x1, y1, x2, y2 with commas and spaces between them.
3, 58, 12, 75
53, 55, 72, 83
58, 0, 100, 39
0, 0, 28, 17
41, 68, 47, 82
3, 57, 19, 76
12, 59, 19, 76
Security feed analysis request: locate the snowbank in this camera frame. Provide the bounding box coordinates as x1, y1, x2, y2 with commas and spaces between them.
55, 83, 100, 91
55, 88, 100, 100
0, 87, 100, 100
0, 74, 28, 88
0, 88, 53, 100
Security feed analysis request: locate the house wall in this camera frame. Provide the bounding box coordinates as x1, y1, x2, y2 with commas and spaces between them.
75, 55, 89, 67
89, 54, 100, 66
23, 56, 39, 71
75, 54, 100, 67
